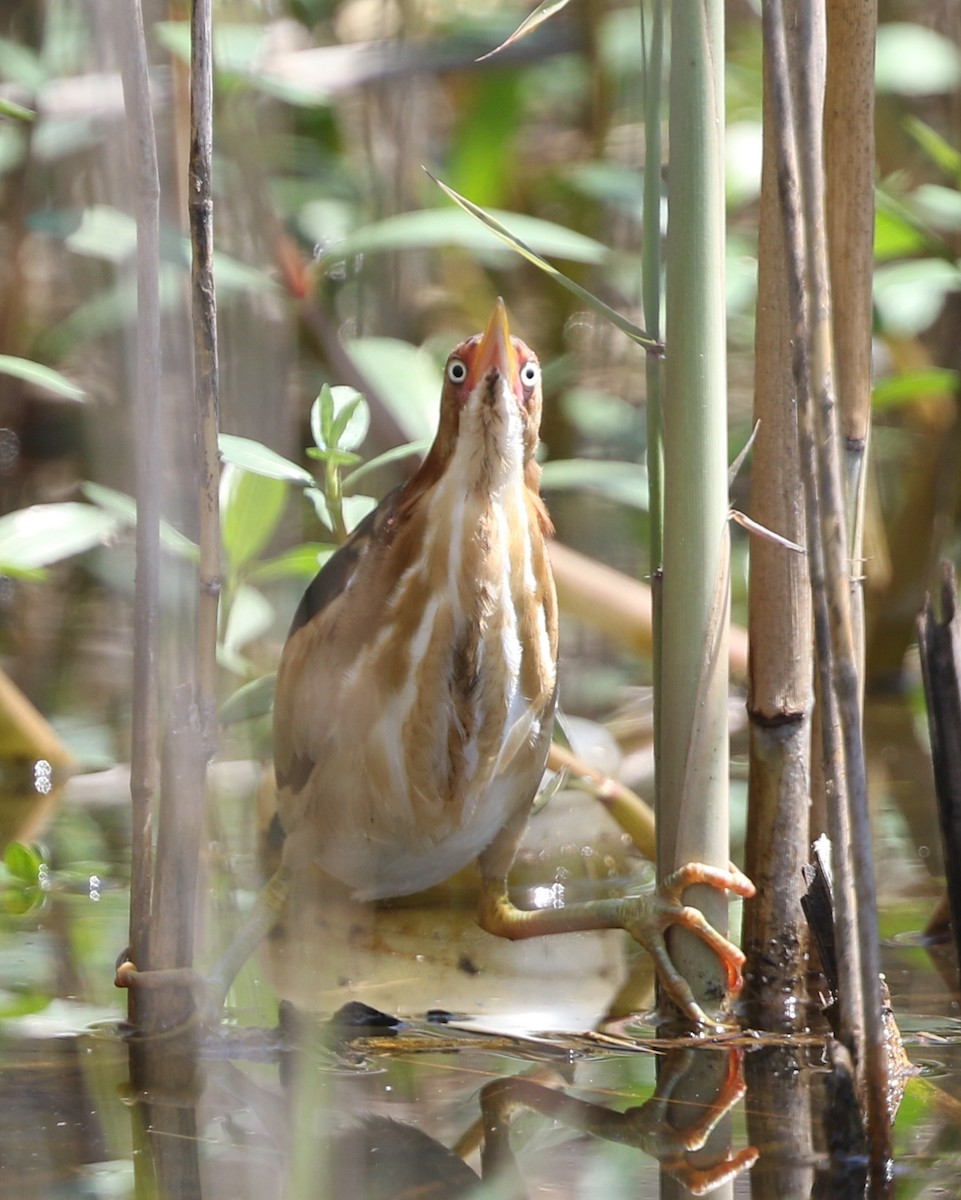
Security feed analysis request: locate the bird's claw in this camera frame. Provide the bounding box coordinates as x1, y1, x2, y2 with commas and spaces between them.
625, 862, 755, 1027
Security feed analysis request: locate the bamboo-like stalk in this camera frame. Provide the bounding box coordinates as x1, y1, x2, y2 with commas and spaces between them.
763, 0, 860, 1053
117, 1, 160, 1010
794, 1, 888, 1165
763, 0, 890, 1167
742, 0, 813, 1029
824, 0, 876, 675
657, 0, 731, 1019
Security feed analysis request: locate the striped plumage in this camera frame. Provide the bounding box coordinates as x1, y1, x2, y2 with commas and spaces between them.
273, 299, 558, 902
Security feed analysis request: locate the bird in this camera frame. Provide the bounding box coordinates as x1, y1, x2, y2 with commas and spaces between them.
248, 299, 751, 1025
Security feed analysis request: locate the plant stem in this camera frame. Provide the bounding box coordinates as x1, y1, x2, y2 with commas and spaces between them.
825, 0, 876, 677
191, 0, 222, 718
658, 0, 731, 1019
742, 0, 813, 1030
764, 0, 890, 1166
117, 0, 160, 1002
642, 0, 665, 819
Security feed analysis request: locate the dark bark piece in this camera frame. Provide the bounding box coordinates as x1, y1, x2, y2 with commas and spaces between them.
917, 560, 961, 990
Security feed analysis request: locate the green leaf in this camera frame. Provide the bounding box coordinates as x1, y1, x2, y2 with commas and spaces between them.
0, 355, 85, 401
310, 385, 369, 453
246, 543, 335, 584
563, 162, 645, 208
315, 207, 610, 267
223, 584, 274, 654
154, 20, 269, 75
4, 888, 45, 917
220, 673, 276, 725
560, 388, 636, 442
219, 433, 314, 486
876, 24, 961, 96
306, 489, 376, 537
873, 368, 960, 411
220, 465, 288, 574
912, 184, 961, 233
0, 97, 35, 123
0, 503, 119, 573
477, 0, 574, 61
330, 390, 369, 452
903, 116, 961, 181
50, 205, 277, 294
874, 201, 933, 263
305, 446, 362, 468
427, 175, 661, 354
873, 257, 961, 337
343, 496, 378, 531
63, 204, 138, 262
343, 338, 443, 443
311, 384, 334, 450
304, 486, 333, 530
80, 482, 199, 561
539, 459, 649, 510
0, 37, 47, 91
4, 842, 43, 886
342, 439, 429, 492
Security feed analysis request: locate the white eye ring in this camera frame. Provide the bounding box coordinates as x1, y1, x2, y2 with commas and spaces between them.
447, 358, 468, 384
520, 361, 540, 388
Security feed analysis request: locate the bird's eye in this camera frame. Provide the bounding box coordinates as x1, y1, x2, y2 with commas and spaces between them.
447, 358, 468, 384
520, 361, 540, 388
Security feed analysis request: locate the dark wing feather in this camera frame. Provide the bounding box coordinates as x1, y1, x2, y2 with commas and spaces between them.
287, 485, 403, 638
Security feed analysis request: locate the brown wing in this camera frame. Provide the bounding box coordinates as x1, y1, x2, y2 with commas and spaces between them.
270, 486, 403, 837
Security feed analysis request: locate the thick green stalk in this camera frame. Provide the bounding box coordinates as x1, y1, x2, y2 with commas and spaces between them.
658, 0, 730, 1017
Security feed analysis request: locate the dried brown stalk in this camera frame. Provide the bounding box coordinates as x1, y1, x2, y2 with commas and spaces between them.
117, 0, 161, 1007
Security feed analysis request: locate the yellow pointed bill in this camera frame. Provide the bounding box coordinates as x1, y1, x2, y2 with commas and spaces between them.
472, 297, 518, 386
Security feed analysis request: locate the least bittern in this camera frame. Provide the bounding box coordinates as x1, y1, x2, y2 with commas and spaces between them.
243, 300, 750, 1024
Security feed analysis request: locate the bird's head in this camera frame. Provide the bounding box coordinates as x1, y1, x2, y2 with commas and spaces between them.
412, 299, 544, 500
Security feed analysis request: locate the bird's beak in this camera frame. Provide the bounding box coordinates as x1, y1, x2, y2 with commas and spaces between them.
472, 297, 518, 386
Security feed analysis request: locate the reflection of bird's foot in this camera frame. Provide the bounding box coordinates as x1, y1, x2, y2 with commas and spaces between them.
623, 863, 755, 1027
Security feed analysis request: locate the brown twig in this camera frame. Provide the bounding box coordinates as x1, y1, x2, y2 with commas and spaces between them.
743, 0, 814, 1030
117, 0, 161, 1006
190, 0, 221, 717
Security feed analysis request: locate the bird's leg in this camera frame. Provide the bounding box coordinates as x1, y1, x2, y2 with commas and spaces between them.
205, 865, 291, 1011
477, 817, 754, 1027
116, 867, 291, 1025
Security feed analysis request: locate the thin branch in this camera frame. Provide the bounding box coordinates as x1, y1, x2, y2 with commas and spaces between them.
191, 0, 222, 718
117, 0, 161, 991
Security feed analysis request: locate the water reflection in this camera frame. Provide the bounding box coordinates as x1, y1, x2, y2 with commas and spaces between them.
121, 1018, 757, 1200
4, 1000, 961, 1197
